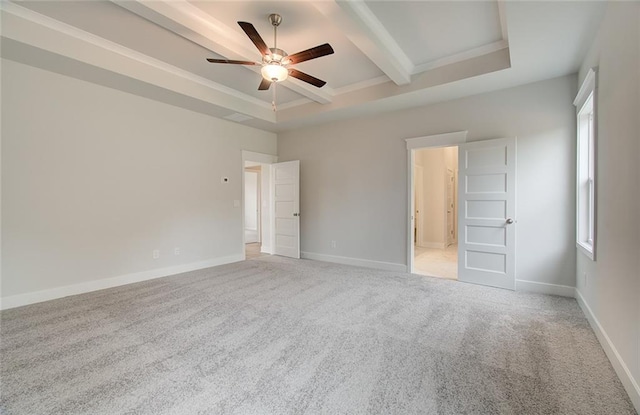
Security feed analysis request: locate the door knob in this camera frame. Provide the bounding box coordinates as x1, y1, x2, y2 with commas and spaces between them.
506, 218, 514, 224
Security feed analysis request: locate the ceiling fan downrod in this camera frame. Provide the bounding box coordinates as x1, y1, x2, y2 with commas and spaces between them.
269, 13, 282, 50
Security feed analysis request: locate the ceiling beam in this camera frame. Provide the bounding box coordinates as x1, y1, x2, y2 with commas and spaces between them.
313, 0, 412, 86
497, 1, 510, 44
113, 0, 332, 105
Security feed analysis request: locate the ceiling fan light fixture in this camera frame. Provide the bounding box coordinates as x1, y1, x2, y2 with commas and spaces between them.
207, 15, 334, 90
261, 64, 288, 82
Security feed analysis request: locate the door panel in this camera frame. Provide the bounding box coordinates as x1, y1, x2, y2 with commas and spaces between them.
273, 160, 300, 258
458, 138, 516, 290
466, 225, 506, 246
466, 200, 506, 219
467, 174, 507, 193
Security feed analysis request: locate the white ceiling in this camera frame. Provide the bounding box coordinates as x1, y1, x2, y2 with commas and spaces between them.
1, 1, 606, 132
366, 1, 504, 65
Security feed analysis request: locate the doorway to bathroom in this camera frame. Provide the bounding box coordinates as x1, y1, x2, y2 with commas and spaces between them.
413, 146, 458, 280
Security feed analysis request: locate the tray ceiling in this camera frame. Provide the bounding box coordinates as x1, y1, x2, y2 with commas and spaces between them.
1, 1, 606, 132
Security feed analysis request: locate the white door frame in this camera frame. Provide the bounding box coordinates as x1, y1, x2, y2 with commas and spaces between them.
405, 131, 468, 274
241, 150, 278, 259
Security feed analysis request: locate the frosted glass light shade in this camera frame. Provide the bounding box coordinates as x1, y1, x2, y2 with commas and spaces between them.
261, 64, 288, 82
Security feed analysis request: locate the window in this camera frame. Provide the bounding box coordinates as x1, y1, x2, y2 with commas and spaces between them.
574, 68, 598, 260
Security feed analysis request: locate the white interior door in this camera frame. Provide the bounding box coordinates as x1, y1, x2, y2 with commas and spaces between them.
458, 138, 516, 290
244, 170, 259, 243
446, 168, 455, 246
273, 160, 300, 258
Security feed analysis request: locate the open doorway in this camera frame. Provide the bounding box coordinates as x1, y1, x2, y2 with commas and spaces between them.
413, 146, 459, 280
244, 163, 263, 259
242, 150, 277, 260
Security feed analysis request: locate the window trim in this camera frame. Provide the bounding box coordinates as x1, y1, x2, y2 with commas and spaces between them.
574, 68, 598, 261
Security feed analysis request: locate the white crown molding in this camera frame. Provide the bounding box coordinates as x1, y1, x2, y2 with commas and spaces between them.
412, 40, 509, 75
332, 75, 390, 95
1, 1, 278, 122
276, 97, 313, 111
113, 0, 333, 105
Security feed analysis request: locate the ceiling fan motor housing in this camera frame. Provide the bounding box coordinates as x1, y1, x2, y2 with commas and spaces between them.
264, 48, 289, 65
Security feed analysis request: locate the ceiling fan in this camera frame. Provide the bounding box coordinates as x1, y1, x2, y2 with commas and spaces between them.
206, 13, 334, 92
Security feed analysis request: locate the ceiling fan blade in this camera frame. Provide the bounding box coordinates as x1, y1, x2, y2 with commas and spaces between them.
287, 43, 334, 64
238, 21, 270, 56
258, 78, 272, 91
288, 69, 327, 88
206, 58, 257, 65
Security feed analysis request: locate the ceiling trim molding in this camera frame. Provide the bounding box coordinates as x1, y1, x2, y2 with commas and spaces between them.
313, 0, 412, 86
277, 47, 511, 126
412, 40, 509, 75
113, 0, 333, 105
332, 75, 390, 95
2, 1, 276, 118
276, 98, 313, 111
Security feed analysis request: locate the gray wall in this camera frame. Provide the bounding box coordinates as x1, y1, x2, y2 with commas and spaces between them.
1, 59, 277, 299
278, 74, 577, 287
575, 2, 640, 409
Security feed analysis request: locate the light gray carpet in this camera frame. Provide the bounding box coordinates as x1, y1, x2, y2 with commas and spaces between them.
1, 256, 636, 414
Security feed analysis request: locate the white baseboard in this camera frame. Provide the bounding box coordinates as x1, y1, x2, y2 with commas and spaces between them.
301, 251, 407, 273
575, 289, 640, 412
515, 279, 576, 297
0, 254, 244, 310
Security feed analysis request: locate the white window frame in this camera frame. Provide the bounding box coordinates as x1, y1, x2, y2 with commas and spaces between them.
573, 68, 598, 260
